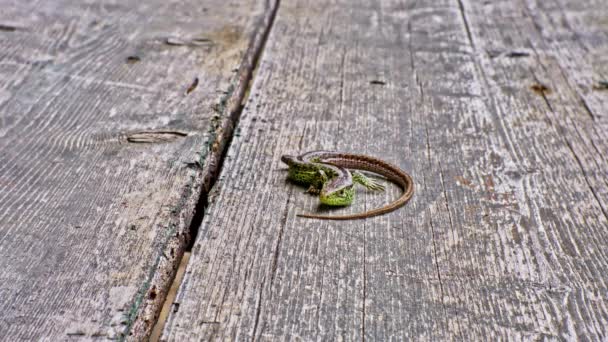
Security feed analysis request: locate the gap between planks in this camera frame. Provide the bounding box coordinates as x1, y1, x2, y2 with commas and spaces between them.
150, 252, 191, 342
136, 0, 282, 339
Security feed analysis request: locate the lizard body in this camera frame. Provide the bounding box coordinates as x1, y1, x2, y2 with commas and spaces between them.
281, 151, 414, 220
281, 153, 356, 205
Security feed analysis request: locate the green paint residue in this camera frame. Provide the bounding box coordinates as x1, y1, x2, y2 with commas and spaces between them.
198, 83, 236, 169
121, 77, 238, 340
120, 173, 196, 340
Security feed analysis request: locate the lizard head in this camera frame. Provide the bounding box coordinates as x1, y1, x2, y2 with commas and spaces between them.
281, 154, 297, 165
320, 182, 355, 206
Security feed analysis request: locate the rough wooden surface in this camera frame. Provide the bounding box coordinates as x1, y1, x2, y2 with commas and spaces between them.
0, 0, 275, 340
162, 0, 608, 340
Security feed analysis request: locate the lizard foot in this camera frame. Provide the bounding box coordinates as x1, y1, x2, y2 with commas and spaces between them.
305, 185, 321, 195
352, 171, 385, 191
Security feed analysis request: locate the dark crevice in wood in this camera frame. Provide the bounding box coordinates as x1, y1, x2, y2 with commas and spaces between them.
437, 161, 455, 235
251, 275, 266, 341
428, 217, 445, 291
583, 125, 608, 165
0, 23, 18, 31
149, 252, 190, 341
579, 96, 596, 120
126, 55, 141, 64
185, 195, 208, 253
505, 51, 530, 58
570, 123, 608, 193
122, 162, 204, 340
563, 139, 608, 223
555, 61, 597, 120
530, 70, 555, 111
185, 77, 199, 95
407, 21, 416, 73
126, 130, 189, 144
135, 0, 281, 340
185, 0, 280, 250
333, 45, 346, 159
271, 186, 291, 287
550, 63, 597, 116
456, 0, 476, 50
414, 72, 424, 101
423, 127, 447, 315
418, 120, 450, 333
538, 87, 554, 112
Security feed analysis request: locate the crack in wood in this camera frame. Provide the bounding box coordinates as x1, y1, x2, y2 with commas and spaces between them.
146, 0, 282, 340
0, 23, 18, 31
270, 187, 291, 287
457, 0, 476, 50
423, 125, 447, 318
251, 276, 266, 341
563, 139, 608, 222
437, 161, 456, 235
126, 131, 189, 144
527, 70, 608, 223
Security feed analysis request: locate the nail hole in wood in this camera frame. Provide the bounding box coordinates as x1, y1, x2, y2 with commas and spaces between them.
166, 37, 187, 46
505, 51, 530, 58
126, 56, 141, 64
0, 24, 17, 31
186, 77, 199, 94
531, 83, 551, 95
148, 286, 157, 300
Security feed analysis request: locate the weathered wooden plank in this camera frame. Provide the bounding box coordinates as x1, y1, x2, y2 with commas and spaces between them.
452, 0, 608, 336
0, 0, 276, 340
163, 0, 608, 340
521, 0, 608, 211
522, 0, 608, 122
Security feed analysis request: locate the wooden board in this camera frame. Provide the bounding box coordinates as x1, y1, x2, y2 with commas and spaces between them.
162, 0, 608, 340
0, 0, 276, 340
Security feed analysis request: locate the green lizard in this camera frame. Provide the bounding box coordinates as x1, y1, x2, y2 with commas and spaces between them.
281, 151, 414, 220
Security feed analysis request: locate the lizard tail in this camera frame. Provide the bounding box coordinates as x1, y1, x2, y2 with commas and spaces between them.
296, 184, 414, 220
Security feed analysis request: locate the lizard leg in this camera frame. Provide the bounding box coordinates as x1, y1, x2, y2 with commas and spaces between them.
304, 169, 328, 195
318, 169, 329, 182
352, 170, 385, 191
306, 185, 321, 195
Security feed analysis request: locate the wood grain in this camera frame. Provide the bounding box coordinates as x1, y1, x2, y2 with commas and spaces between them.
162, 0, 608, 340
0, 0, 276, 340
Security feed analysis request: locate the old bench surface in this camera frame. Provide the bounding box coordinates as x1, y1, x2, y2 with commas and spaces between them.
0, 0, 607, 340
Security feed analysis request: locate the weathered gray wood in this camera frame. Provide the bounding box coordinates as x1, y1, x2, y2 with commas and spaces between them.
0, 0, 275, 340
162, 0, 608, 340
450, 0, 608, 337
